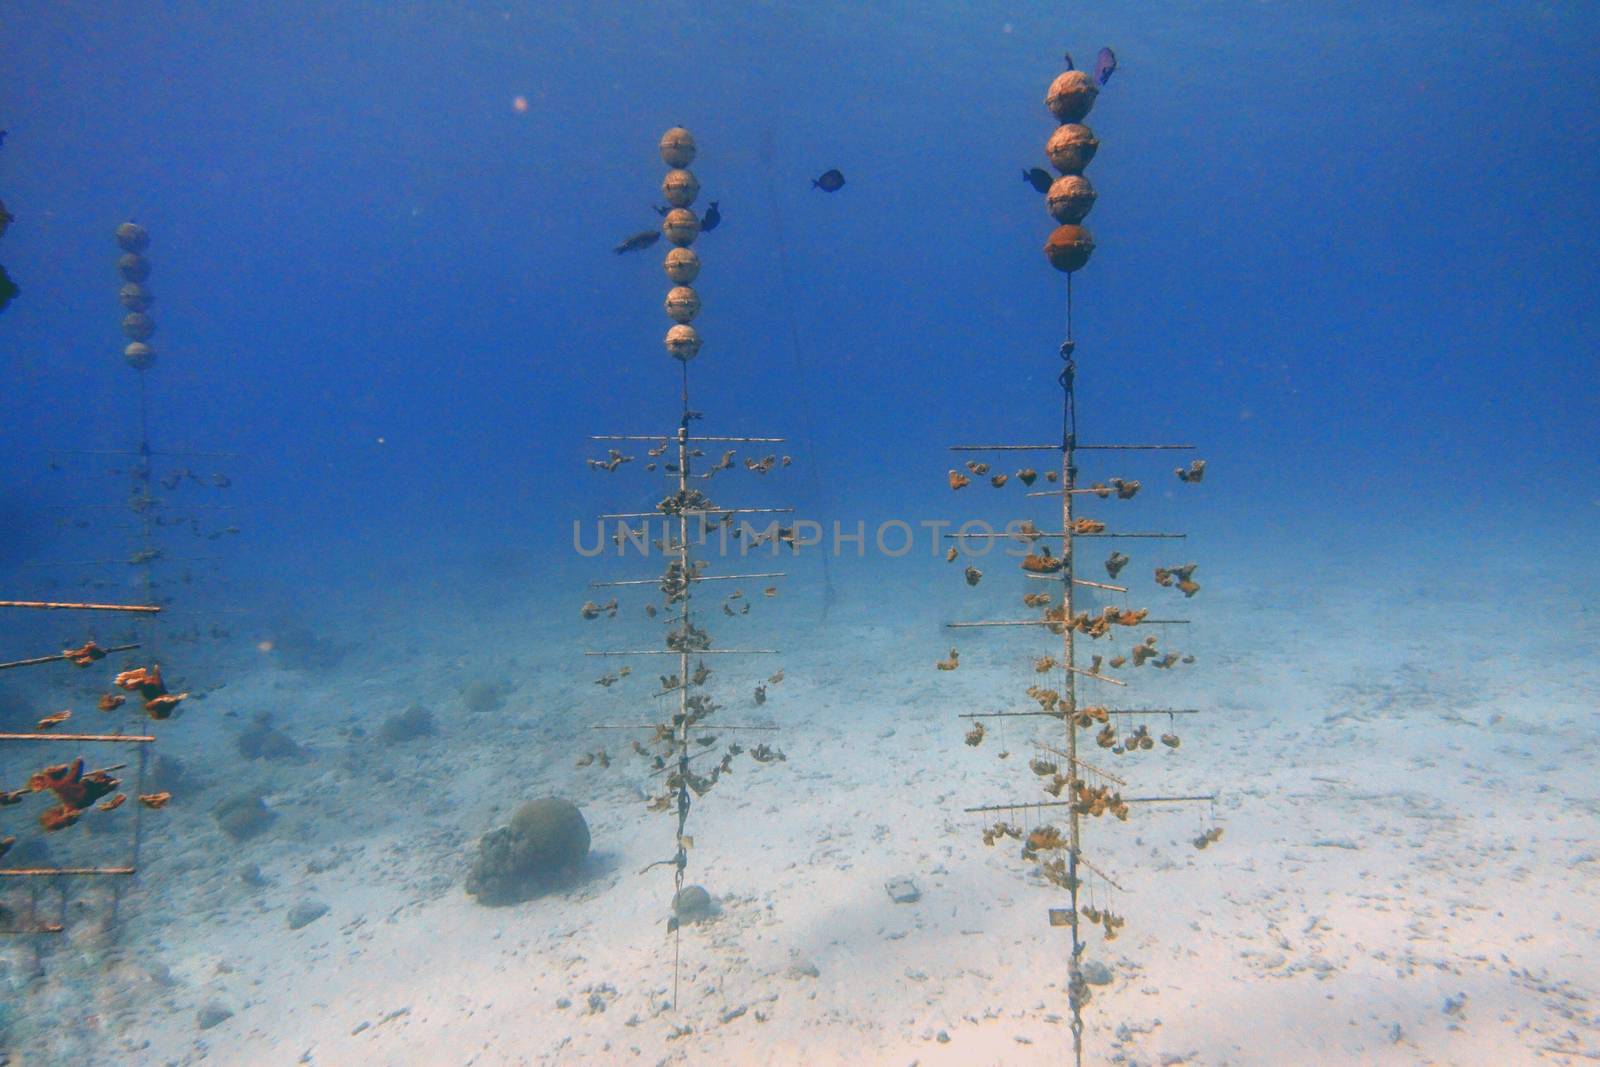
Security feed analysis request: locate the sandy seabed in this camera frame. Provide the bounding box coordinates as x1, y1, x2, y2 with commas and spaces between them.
3, 547, 1597, 1067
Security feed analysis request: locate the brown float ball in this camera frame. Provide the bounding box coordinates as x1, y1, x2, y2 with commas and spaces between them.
662, 208, 699, 247
124, 342, 156, 370
662, 169, 700, 208
119, 283, 153, 312
1046, 123, 1099, 174
115, 222, 150, 253
1045, 71, 1098, 123
664, 286, 701, 324
664, 248, 701, 284
1047, 175, 1096, 224
660, 127, 696, 168
1044, 224, 1096, 273
118, 253, 150, 283
665, 324, 702, 361
122, 312, 156, 341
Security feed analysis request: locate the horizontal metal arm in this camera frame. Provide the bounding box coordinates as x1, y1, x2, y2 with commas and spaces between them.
591, 435, 786, 443
599, 507, 795, 520
944, 530, 1184, 540
945, 619, 1190, 628
0, 643, 142, 672
948, 444, 1195, 452
589, 724, 780, 731
0, 601, 161, 613
1068, 666, 1126, 686
0, 731, 156, 742
0, 866, 136, 877
1023, 573, 1125, 591
962, 793, 1215, 814
589, 573, 785, 589
957, 708, 1203, 719
585, 648, 780, 656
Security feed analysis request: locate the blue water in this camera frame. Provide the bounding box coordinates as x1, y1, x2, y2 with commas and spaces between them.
1, 4, 1597, 1064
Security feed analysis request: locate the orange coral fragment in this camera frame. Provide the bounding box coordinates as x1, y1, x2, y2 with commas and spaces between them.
62, 641, 106, 667
115, 665, 160, 692
28, 759, 82, 795
947, 470, 970, 491
144, 692, 188, 720
98, 793, 127, 812
138, 792, 172, 810
35, 710, 72, 730
1021, 551, 1063, 574
28, 758, 118, 809
98, 693, 126, 712
39, 804, 82, 832
115, 663, 177, 704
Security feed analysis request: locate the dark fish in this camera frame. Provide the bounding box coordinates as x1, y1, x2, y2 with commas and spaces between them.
0, 129, 7, 148
0, 198, 13, 239
1063, 52, 1074, 71
653, 205, 670, 216
614, 229, 661, 254
701, 201, 721, 232
812, 169, 845, 192
1023, 168, 1052, 193
1095, 47, 1117, 86
0, 265, 17, 314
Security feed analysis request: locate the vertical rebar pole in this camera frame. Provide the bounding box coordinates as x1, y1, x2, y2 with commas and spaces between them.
1061, 273, 1085, 1067
671, 361, 693, 1009
111, 310, 159, 936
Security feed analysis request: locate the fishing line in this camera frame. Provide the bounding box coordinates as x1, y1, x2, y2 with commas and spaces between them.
757, 126, 836, 620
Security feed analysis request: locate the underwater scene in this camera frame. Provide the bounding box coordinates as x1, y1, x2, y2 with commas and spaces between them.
1, 4, 1597, 1066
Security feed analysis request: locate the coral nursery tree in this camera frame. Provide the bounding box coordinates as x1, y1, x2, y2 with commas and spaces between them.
938, 51, 1219, 1067
579, 127, 793, 1008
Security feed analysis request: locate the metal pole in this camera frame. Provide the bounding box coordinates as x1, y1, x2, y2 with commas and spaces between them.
1061, 274, 1085, 1067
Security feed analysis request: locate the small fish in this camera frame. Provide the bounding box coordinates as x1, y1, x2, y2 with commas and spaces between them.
653, 205, 670, 216
1023, 167, 1052, 193
614, 230, 662, 254
812, 169, 845, 192
1063, 52, 1074, 71
0, 265, 17, 313
701, 201, 721, 232
1095, 47, 1117, 86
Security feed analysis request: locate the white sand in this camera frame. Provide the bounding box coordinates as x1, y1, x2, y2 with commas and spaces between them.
4, 548, 1597, 1067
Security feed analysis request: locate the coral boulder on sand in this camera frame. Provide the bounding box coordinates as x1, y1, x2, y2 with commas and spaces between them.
378, 703, 437, 744
465, 797, 589, 906
672, 884, 713, 923
236, 713, 306, 761
461, 678, 511, 714
214, 791, 275, 842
